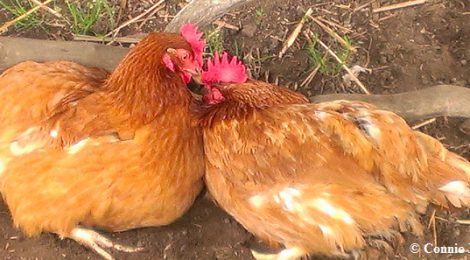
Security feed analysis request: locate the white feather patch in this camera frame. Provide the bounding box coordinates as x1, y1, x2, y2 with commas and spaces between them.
312, 198, 354, 224
277, 187, 302, 212
319, 224, 333, 236
10, 141, 38, 156
67, 139, 89, 154
277, 247, 304, 259
359, 115, 381, 141
439, 181, 470, 197
249, 194, 265, 208
10, 127, 39, 156
50, 129, 59, 138
314, 111, 330, 119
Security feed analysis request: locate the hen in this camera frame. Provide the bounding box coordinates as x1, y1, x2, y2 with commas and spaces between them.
195, 53, 470, 259
0, 24, 205, 259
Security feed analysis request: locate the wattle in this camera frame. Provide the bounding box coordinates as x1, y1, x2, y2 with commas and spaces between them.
180, 72, 192, 84
202, 85, 224, 105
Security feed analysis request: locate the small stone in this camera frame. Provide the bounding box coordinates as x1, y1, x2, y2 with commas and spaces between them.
461, 59, 467, 66
261, 46, 269, 55
223, 218, 231, 224
270, 38, 280, 49
453, 226, 461, 237
421, 76, 429, 85
459, 119, 470, 136
241, 24, 257, 37
379, 56, 388, 64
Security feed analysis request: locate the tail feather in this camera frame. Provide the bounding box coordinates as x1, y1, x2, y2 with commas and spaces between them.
446, 153, 470, 178
414, 131, 470, 208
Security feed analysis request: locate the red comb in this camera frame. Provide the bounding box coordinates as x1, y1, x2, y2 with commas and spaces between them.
202, 52, 248, 84
180, 23, 205, 66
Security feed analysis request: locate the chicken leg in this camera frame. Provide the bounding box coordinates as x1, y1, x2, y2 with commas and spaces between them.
68, 227, 144, 260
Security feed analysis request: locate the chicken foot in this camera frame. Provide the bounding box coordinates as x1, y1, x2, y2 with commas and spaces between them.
251, 247, 307, 260
251, 246, 360, 260
68, 227, 144, 260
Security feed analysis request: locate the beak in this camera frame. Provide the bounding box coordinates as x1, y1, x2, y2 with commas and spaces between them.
187, 81, 204, 101
184, 68, 203, 85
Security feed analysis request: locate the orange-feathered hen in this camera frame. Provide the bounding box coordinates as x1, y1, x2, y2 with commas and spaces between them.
0, 24, 205, 259
194, 53, 470, 259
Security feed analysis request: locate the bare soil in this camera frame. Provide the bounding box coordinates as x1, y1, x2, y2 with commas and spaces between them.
0, 0, 469, 259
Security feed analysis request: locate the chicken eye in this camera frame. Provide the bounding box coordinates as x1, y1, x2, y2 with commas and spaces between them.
182, 54, 188, 60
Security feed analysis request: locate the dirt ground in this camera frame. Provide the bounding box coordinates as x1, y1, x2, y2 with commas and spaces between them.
0, 0, 469, 259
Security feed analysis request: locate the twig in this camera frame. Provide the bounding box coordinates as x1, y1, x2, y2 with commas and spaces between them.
137, 4, 165, 30
73, 34, 144, 44
105, 0, 165, 38
30, 0, 64, 20
269, 35, 283, 42
369, 20, 380, 29
212, 20, 239, 31
373, 0, 426, 13
335, 4, 351, 10
379, 13, 399, 22
317, 17, 353, 33
353, 0, 377, 12
364, 37, 373, 67
279, 8, 313, 58
456, 219, 470, 225
116, 0, 128, 25
309, 15, 356, 53
318, 8, 337, 16
426, 209, 437, 247
315, 37, 371, 94
434, 216, 449, 222
300, 65, 321, 88
412, 118, 436, 129
0, 0, 53, 34
448, 144, 470, 150
427, 209, 435, 229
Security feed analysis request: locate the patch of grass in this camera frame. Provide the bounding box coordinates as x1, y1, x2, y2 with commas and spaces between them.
204, 26, 224, 57
255, 7, 266, 24
307, 34, 354, 76
232, 40, 241, 58
0, 0, 44, 30
333, 35, 353, 73
66, 0, 115, 35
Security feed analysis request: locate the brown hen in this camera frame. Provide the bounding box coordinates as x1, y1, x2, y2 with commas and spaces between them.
195, 53, 470, 259
0, 24, 205, 259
